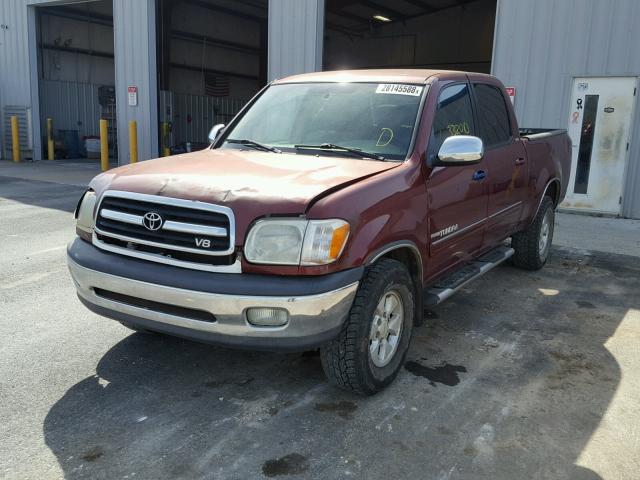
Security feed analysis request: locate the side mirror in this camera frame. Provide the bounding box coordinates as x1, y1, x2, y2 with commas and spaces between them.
435, 135, 484, 166
208, 123, 226, 143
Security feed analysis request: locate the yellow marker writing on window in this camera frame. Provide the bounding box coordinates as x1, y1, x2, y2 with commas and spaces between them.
376, 128, 394, 147
447, 122, 470, 136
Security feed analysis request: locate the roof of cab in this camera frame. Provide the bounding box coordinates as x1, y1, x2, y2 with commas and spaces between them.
272, 69, 476, 85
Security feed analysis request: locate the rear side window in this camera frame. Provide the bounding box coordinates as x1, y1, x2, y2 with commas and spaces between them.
429, 84, 475, 156
473, 84, 512, 148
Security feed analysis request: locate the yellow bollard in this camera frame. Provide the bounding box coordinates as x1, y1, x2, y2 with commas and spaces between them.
129, 120, 138, 163
99, 119, 109, 172
47, 118, 55, 160
11, 116, 20, 162
161, 122, 171, 157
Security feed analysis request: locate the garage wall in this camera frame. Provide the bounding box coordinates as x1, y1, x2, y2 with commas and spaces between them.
0, 0, 158, 163
492, 0, 640, 218
39, 80, 102, 139
324, 0, 495, 73
38, 3, 114, 85
0, 0, 57, 159
168, 2, 262, 99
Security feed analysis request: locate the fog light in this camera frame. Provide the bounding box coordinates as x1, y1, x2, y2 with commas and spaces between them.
245, 307, 289, 327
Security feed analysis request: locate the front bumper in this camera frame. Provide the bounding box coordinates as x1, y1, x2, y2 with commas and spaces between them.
67, 238, 362, 351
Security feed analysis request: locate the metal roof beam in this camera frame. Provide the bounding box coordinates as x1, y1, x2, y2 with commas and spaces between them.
38, 6, 113, 27
171, 30, 260, 55
326, 7, 372, 26
398, 0, 437, 14
180, 0, 264, 22
170, 62, 258, 81
358, 0, 405, 19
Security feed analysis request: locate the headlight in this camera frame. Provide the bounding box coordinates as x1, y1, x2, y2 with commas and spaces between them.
245, 218, 350, 266
75, 190, 97, 241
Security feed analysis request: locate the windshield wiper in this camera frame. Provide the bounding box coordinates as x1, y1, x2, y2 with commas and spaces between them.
226, 138, 281, 153
294, 143, 385, 161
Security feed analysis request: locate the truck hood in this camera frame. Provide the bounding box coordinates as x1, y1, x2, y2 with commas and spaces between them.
90, 148, 399, 239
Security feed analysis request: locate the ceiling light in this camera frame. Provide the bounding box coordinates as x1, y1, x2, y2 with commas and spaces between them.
373, 15, 391, 22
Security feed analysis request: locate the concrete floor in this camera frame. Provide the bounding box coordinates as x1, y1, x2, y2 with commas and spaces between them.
554, 211, 640, 257
0, 159, 115, 187
1, 169, 639, 479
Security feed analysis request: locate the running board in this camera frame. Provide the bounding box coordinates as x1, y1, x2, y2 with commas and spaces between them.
424, 245, 514, 306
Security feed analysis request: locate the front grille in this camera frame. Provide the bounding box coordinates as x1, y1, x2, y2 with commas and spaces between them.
95, 233, 237, 266
93, 191, 236, 269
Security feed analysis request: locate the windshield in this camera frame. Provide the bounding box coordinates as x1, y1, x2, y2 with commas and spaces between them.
221, 82, 425, 161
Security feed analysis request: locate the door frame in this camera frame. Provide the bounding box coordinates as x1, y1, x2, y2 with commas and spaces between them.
562, 74, 638, 216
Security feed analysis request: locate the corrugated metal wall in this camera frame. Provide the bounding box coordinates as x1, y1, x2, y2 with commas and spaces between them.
0, 1, 32, 159
39, 80, 103, 139
160, 91, 247, 146
492, 0, 640, 218
268, 0, 324, 80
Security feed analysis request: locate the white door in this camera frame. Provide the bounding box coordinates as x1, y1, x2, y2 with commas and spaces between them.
562, 77, 637, 215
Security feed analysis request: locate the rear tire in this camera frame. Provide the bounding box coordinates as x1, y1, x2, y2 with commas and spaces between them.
512, 196, 555, 270
320, 258, 414, 395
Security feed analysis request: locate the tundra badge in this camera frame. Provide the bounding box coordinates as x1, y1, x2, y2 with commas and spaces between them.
431, 224, 459, 240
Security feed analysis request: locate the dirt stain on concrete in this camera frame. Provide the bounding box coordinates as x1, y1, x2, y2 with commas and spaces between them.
314, 400, 358, 419
404, 361, 467, 386
81, 446, 104, 462
576, 300, 596, 309
204, 377, 254, 389
546, 349, 602, 389
262, 453, 309, 477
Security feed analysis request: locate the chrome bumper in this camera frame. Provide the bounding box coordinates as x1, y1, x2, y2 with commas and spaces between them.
68, 255, 358, 350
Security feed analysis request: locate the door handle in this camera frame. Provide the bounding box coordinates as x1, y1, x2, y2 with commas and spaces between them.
515, 157, 526, 166
472, 170, 487, 181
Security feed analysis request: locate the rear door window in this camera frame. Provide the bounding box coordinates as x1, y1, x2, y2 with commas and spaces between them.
429, 84, 475, 158
472, 84, 512, 148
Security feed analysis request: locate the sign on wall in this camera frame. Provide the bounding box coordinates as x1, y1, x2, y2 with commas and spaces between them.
128, 86, 138, 107
505, 87, 516, 104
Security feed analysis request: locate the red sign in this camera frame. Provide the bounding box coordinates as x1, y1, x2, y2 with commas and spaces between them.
127, 86, 138, 107
505, 87, 516, 104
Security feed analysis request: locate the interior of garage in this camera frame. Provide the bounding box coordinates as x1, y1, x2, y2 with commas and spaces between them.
157, 0, 268, 154
35, 0, 116, 161
323, 0, 497, 73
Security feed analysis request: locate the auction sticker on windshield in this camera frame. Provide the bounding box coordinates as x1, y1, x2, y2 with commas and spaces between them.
376, 84, 423, 96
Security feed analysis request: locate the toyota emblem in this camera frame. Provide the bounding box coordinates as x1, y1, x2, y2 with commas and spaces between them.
142, 212, 163, 231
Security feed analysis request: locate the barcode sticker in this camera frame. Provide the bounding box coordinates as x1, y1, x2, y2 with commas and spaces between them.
376, 84, 424, 96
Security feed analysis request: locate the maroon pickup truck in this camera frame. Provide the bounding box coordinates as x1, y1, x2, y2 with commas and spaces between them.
69, 70, 571, 394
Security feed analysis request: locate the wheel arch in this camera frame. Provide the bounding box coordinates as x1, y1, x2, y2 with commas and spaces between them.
531, 177, 561, 224
365, 241, 424, 326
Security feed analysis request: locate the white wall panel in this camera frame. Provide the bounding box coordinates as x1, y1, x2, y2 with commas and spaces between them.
113, 0, 158, 163
268, 0, 324, 80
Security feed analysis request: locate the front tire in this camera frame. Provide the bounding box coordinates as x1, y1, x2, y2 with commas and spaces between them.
512, 196, 555, 270
320, 258, 414, 395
